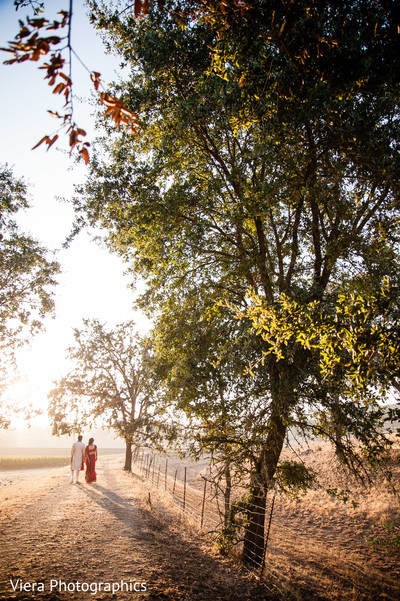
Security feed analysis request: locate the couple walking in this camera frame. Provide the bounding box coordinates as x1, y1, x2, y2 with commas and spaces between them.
70, 435, 97, 484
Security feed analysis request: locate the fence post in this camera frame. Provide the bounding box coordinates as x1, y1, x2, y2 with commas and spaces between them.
165, 459, 168, 492
260, 482, 278, 579
200, 477, 207, 530
183, 467, 187, 513
152, 456, 155, 484
157, 464, 161, 488
173, 469, 178, 496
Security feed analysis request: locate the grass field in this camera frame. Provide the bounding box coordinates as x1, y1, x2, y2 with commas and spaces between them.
0, 455, 70, 470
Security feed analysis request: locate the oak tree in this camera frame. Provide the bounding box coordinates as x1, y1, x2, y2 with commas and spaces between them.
48, 318, 167, 470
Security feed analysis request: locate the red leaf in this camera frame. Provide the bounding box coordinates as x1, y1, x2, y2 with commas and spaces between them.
52, 82, 66, 94
46, 134, 58, 149
135, 0, 143, 18
47, 110, 62, 118
32, 135, 50, 150
79, 147, 90, 164
59, 72, 71, 83
69, 130, 78, 149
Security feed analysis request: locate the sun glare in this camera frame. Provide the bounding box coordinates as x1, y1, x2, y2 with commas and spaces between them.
3, 375, 48, 427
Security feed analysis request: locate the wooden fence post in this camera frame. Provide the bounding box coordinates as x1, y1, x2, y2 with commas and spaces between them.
183, 467, 187, 513
200, 477, 207, 530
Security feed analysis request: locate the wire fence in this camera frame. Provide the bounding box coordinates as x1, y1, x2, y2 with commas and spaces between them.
131, 451, 277, 573
130, 450, 400, 601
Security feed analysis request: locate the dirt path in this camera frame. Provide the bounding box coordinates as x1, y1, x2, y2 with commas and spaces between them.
0, 457, 272, 601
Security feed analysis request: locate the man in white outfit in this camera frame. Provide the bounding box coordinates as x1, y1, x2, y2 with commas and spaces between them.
70, 435, 86, 484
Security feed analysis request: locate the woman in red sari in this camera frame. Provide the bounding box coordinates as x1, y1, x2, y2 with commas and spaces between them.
85, 437, 97, 483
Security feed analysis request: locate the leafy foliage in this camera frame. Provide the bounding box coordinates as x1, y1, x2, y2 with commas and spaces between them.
0, 165, 60, 427
241, 281, 400, 399
48, 319, 169, 468
366, 522, 400, 553
276, 460, 317, 498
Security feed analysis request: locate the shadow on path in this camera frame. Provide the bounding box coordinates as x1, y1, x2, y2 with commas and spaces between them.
79, 479, 154, 544
76, 474, 273, 601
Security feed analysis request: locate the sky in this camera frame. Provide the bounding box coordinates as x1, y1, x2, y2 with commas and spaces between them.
0, 0, 150, 437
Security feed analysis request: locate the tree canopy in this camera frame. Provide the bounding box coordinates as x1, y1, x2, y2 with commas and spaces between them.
0, 164, 60, 427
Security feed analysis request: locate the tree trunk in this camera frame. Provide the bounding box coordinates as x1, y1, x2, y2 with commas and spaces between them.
124, 438, 132, 471
242, 477, 267, 567
242, 367, 289, 566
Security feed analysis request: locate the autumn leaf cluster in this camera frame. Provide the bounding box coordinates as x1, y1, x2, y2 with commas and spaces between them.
1, 8, 139, 163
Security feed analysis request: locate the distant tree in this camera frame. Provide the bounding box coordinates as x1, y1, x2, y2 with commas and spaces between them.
0, 164, 60, 427
48, 319, 168, 470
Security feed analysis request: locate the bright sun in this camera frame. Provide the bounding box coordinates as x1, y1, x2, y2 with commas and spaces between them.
3, 376, 48, 427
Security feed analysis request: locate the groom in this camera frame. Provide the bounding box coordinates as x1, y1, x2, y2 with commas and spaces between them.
70, 435, 86, 484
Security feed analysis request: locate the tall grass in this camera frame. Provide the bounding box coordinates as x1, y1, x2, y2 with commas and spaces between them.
0, 455, 70, 470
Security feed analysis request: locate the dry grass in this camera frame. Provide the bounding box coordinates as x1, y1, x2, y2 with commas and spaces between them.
263, 439, 400, 601
279, 438, 400, 530
135, 439, 400, 601
0, 455, 70, 470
